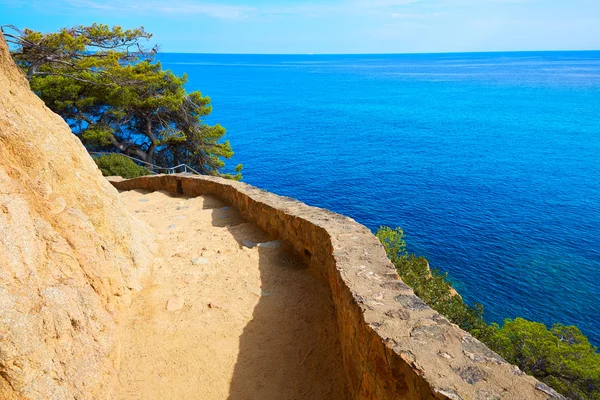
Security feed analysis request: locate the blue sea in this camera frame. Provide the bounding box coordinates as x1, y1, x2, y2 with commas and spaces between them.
159, 52, 600, 345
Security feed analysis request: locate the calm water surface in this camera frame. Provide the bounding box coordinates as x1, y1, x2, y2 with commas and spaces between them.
159, 52, 600, 344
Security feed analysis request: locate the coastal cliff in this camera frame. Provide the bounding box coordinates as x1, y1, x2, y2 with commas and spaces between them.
0, 33, 153, 399
0, 29, 566, 400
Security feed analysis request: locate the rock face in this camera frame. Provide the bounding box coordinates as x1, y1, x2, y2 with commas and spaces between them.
0, 34, 153, 399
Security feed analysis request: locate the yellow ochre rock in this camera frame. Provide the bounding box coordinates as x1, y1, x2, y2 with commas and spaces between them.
0, 33, 153, 399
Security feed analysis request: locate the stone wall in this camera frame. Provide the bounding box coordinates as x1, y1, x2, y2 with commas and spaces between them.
0, 34, 153, 399
110, 175, 564, 400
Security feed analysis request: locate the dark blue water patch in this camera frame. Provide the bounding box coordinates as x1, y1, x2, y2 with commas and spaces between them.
158, 52, 600, 345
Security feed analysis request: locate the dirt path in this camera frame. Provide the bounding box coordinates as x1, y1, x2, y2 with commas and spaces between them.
115, 190, 348, 400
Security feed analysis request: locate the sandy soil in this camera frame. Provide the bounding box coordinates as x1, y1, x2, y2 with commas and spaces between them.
115, 190, 348, 400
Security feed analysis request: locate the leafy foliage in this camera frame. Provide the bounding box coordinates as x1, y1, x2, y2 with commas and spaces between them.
488, 319, 600, 400
377, 226, 600, 400
93, 154, 150, 178
3, 24, 241, 179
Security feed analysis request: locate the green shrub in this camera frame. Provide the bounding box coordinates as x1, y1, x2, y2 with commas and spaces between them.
93, 154, 151, 179
377, 226, 600, 400
488, 319, 600, 400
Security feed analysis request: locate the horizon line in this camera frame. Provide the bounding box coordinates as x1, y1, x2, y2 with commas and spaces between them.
158, 49, 600, 56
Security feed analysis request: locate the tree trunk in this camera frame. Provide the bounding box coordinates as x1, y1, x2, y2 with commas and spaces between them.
147, 143, 156, 166
109, 136, 148, 162
145, 117, 157, 165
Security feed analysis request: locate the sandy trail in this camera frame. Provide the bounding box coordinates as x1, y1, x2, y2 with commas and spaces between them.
116, 189, 348, 400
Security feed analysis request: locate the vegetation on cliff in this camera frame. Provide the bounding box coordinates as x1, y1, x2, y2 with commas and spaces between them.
93, 153, 151, 178
377, 226, 600, 400
2, 24, 242, 180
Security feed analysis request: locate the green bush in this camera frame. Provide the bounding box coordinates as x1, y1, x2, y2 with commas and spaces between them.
93, 154, 151, 179
488, 319, 600, 400
377, 226, 600, 400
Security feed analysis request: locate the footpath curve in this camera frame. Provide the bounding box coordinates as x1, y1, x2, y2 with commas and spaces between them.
110, 174, 563, 400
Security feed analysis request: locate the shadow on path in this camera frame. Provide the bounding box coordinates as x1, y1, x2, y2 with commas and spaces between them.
212, 209, 349, 400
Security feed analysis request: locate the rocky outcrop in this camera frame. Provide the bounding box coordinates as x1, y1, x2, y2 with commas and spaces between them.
0, 34, 153, 399
111, 175, 564, 400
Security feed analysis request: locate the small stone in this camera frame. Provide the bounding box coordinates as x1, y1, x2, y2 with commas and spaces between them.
438, 351, 453, 360
535, 383, 566, 399
191, 257, 210, 265
399, 350, 416, 364
353, 294, 367, 304
395, 294, 429, 311
139, 198, 149, 202
168, 224, 176, 229
462, 335, 506, 364
432, 313, 452, 326
464, 351, 485, 363
166, 297, 184, 311
399, 351, 426, 375
453, 365, 486, 385
476, 390, 501, 400
172, 215, 187, 220
411, 325, 445, 343
381, 281, 411, 291
385, 309, 410, 320
434, 388, 463, 400
208, 303, 222, 309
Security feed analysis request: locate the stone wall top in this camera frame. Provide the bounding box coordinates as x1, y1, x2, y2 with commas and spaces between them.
110, 174, 563, 400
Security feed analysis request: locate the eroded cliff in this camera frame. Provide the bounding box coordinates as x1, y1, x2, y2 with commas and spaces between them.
0, 34, 153, 399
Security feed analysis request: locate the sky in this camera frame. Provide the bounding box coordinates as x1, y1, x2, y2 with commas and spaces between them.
1, 0, 599, 54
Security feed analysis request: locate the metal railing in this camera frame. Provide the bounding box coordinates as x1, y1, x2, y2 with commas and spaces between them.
90, 152, 202, 175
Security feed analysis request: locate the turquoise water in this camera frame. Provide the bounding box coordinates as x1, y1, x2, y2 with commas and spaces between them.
159, 52, 600, 344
